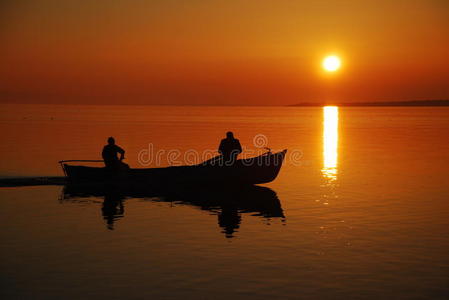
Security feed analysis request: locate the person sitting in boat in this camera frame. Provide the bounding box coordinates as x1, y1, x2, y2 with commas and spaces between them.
102, 137, 129, 170
218, 131, 242, 164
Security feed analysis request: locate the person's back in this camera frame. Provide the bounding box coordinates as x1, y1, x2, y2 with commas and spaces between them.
102, 137, 126, 169
218, 131, 242, 164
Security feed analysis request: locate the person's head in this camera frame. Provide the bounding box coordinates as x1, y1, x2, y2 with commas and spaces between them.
107, 137, 115, 145
226, 131, 234, 139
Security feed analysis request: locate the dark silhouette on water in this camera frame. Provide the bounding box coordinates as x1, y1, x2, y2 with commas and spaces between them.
218, 204, 242, 238
218, 131, 242, 164
61, 184, 285, 238
102, 191, 125, 230
60, 149, 287, 185
102, 137, 129, 170
0, 149, 286, 187
0, 176, 66, 187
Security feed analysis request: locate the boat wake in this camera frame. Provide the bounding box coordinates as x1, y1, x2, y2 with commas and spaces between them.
0, 177, 67, 187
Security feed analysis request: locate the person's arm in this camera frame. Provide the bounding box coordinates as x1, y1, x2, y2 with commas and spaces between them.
102, 146, 107, 160
218, 140, 224, 155
236, 139, 242, 154
117, 146, 125, 160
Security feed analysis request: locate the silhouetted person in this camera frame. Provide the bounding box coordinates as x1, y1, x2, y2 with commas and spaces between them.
102, 137, 129, 170
218, 131, 242, 164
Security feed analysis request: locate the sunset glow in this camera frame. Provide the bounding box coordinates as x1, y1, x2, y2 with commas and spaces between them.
322, 56, 341, 72
1, 1, 449, 299
0, 1, 448, 105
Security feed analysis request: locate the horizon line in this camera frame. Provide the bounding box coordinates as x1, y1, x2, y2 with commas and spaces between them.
1, 99, 449, 107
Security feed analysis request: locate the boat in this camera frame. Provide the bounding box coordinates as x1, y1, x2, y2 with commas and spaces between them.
59, 149, 287, 186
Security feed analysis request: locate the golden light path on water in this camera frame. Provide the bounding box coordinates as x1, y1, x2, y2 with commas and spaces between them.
322, 106, 339, 181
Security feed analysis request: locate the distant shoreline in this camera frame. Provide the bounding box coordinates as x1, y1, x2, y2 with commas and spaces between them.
289, 100, 449, 107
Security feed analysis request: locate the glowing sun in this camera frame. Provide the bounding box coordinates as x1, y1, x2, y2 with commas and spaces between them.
322, 55, 341, 72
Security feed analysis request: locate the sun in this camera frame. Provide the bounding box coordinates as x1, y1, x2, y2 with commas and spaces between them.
322, 55, 341, 72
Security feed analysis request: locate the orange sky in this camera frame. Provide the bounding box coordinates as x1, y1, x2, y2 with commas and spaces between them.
1, 0, 448, 105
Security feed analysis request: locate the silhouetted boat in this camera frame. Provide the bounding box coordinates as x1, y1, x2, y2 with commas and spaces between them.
60, 150, 287, 186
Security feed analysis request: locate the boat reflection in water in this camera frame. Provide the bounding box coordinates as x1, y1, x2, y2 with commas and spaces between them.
101, 192, 125, 230
61, 184, 285, 238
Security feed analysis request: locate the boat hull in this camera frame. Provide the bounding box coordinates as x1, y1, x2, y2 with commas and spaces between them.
62, 150, 287, 186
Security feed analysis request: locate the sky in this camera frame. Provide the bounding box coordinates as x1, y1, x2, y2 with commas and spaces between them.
1, 0, 448, 105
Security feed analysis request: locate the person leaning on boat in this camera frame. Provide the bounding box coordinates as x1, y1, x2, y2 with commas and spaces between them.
218, 131, 242, 165
102, 137, 129, 170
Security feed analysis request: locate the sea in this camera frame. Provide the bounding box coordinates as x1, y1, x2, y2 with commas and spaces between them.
1, 103, 448, 299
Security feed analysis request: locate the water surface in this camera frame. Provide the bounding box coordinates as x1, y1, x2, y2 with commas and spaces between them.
1, 104, 448, 299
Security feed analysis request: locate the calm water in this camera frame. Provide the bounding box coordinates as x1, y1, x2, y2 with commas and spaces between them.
1, 104, 448, 299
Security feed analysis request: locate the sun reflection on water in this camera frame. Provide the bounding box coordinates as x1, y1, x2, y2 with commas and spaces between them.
322, 106, 339, 181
